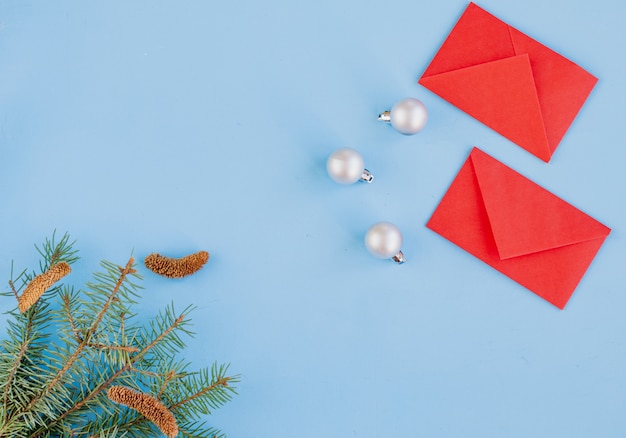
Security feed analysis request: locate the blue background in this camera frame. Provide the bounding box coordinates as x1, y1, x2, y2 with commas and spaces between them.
1, 0, 624, 436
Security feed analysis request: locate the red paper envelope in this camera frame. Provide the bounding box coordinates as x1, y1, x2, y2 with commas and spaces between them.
418, 3, 597, 162
427, 148, 610, 309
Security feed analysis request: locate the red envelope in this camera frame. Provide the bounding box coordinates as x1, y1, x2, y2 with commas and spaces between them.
427, 148, 610, 309
418, 3, 597, 162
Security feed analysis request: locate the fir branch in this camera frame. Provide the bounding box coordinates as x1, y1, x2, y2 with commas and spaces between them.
157, 370, 177, 399
1, 310, 35, 421
176, 422, 226, 438
18, 258, 136, 423
30, 308, 188, 437
5, 266, 27, 303
61, 292, 79, 339
35, 231, 79, 272
169, 375, 232, 412
1, 234, 237, 437
8, 280, 18, 301
79, 311, 186, 406
87, 343, 140, 354
87, 259, 137, 339
130, 364, 239, 437
0, 233, 78, 436
63, 298, 138, 353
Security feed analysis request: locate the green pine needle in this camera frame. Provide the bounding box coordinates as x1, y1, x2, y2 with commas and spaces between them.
0, 233, 237, 437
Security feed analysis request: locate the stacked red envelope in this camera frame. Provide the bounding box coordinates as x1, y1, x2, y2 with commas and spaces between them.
419, 2, 597, 162
427, 148, 610, 309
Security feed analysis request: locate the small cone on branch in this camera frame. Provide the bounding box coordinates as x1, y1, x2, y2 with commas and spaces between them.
107, 386, 178, 438
18, 262, 71, 313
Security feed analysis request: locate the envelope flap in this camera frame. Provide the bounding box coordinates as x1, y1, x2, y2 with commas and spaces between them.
422, 2, 515, 77
508, 27, 598, 154
419, 55, 552, 162
470, 148, 610, 259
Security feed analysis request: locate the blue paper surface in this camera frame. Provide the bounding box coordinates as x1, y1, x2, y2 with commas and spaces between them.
1, 1, 625, 436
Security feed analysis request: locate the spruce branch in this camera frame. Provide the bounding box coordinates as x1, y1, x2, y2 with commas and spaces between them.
157, 370, 178, 399
8, 281, 19, 302
20, 258, 137, 418
0, 233, 79, 436
35, 231, 79, 271
170, 373, 233, 413
0, 234, 237, 437
41, 308, 187, 434
1, 308, 36, 420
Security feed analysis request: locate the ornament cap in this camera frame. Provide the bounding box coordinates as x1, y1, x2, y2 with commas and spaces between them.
377, 111, 391, 122
360, 169, 374, 183
391, 250, 406, 264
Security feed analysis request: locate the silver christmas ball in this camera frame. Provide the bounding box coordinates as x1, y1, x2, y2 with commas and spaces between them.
390, 98, 428, 135
326, 148, 365, 184
365, 222, 403, 259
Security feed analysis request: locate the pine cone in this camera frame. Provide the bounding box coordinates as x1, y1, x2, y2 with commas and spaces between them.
107, 386, 178, 437
18, 262, 71, 312
144, 251, 209, 278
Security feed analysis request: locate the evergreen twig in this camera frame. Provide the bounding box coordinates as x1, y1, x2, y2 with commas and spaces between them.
0, 233, 237, 437
21, 258, 136, 419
